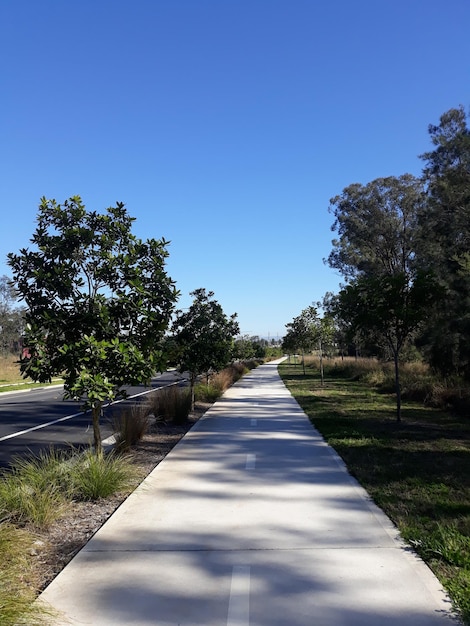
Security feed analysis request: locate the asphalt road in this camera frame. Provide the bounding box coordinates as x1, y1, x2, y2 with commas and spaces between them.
0, 371, 187, 468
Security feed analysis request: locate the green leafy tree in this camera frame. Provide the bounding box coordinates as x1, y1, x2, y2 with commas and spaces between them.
328, 174, 424, 279
233, 335, 256, 360
336, 272, 438, 421
322, 291, 353, 359
171, 288, 239, 409
327, 175, 437, 421
313, 313, 335, 386
417, 106, 470, 378
0, 275, 24, 355
284, 306, 318, 375
8, 196, 179, 454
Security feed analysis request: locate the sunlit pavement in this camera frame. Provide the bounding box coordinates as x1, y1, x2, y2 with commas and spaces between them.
40, 359, 459, 625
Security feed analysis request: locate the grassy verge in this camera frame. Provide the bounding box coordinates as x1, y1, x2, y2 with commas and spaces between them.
0, 447, 139, 624
0, 355, 63, 393
279, 359, 470, 624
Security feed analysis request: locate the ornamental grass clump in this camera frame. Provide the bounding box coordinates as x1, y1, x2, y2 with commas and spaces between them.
0, 521, 54, 625
0, 449, 71, 528
69, 449, 137, 501
113, 402, 151, 451
151, 386, 192, 424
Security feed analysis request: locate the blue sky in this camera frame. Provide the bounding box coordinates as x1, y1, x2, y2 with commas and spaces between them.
1, 0, 469, 338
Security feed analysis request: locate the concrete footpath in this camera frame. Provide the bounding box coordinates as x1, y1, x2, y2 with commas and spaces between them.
40, 360, 460, 625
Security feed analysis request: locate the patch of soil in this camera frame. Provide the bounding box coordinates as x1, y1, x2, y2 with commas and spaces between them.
29, 403, 210, 593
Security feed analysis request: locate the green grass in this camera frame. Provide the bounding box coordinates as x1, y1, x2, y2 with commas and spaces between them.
0, 445, 141, 623
0, 379, 64, 393
0, 522, 55, 625
279, 360, 470, 624
70, 449, 137, 500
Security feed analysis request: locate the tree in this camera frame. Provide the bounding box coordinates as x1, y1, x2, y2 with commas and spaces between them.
313, 313, 335, 387
327, 175, 436, 421
8, 196, 179, 454
0, 275, 24, 355
328, 174, 424, 279
336, 272, 438, 421
171, 288, 239, 409
417, 106, 470, 378
284, 306, 318, 375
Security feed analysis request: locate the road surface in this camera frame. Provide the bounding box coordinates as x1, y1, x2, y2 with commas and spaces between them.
0, 371, 186, 467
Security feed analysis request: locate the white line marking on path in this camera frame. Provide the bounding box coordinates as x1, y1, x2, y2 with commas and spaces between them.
227, 565, 250, 626
245, 454, 256, 470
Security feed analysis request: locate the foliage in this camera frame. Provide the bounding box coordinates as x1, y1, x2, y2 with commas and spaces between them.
149, 386, 192, 424
0, 522, 54, 625
328, 174, 424, 279
284, 305, 335, 383
0, 448, 70, 528
279, 360, 470, 623
8, 196, 178, 454
0, 275, 24, 356
417, 106, 470, 379
327, 175, 438, 421
171, 288, 239, 408
233, 335, 272, 360
70, 449, 137, 501
113, 402, 151, 451
283, 305, 319, 374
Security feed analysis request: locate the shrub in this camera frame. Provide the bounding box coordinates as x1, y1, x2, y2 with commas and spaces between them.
194, 382, 222, 403
69, 449, 137, 501
113, 402, 151, 451
0, 449, 71, 528
148, 386, 192, 424
0, 521, 54, 625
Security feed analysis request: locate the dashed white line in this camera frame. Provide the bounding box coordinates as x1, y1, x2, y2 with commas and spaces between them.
227, 565, 251, 626
245, 454, 256, 470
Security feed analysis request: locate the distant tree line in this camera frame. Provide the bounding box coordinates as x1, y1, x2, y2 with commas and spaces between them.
0, 275, 24, 356
283, 105, 470, 421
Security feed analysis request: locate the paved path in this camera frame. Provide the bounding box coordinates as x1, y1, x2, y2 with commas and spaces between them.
40, 360, 459, 625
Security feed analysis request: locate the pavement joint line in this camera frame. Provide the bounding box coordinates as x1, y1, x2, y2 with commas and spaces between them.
227, 565, 250, 626
83, 546, 405, 553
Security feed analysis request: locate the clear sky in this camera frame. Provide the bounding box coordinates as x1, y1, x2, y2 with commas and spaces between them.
1, 0, 469, 339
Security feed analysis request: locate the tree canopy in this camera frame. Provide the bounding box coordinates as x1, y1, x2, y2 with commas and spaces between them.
171, 288, 239, 408
8, 196, 179, 453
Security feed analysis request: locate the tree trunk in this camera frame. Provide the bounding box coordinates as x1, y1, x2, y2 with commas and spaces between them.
393, 351, 402, 423
319, 339, 324, 387
190, 373, 196, 411
301, 350, 306, 375
92, 402, 103, 456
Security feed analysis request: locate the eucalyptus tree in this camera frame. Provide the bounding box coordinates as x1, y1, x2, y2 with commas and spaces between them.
327, 175, 435, 421
171, 288, 239, 409
417, 106, 470, 378
0, 275, 24, 355
8, 196, 179, 454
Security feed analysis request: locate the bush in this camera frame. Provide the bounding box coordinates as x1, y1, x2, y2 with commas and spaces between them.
0, 449, 71, 528
113, 402, 151, 451
69, 449, 137, 501
0, 522, 53, 625
194, 382, 223, 403
148, 386, 192, 424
